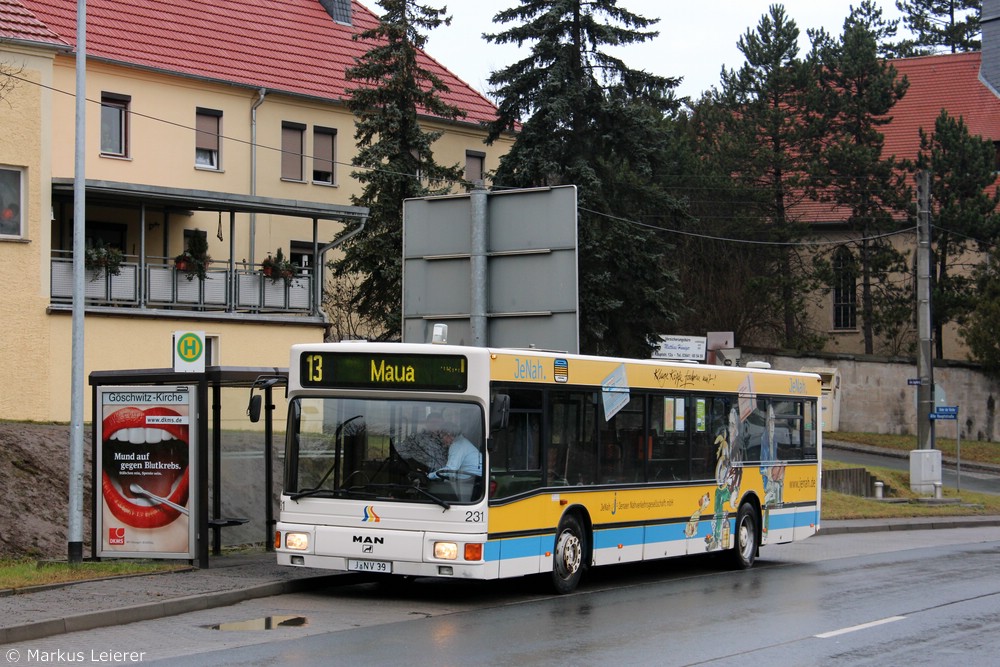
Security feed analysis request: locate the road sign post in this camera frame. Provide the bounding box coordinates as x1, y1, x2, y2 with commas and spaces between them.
929, 406, 961, 492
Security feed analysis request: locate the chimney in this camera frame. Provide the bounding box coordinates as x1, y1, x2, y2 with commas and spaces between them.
320, 0, 352, 26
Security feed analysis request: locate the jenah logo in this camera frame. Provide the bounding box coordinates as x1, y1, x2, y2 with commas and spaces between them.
108, 527, 126, 545
362, 506, 381, 522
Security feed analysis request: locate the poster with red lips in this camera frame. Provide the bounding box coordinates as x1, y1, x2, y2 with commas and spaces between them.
97, 387, 195, 558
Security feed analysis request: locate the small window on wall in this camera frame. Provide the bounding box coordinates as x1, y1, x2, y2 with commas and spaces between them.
465, 150, 485, 187
0, 166, 24, 238
101, 93, 130, 157
281, 122, 305, 181
195, 108, 222, 169
313, 127, 336, 184
832, 246, 857, 330
290, 240, 313, 274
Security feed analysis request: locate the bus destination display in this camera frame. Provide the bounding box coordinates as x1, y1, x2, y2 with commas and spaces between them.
300, 352, 467, 391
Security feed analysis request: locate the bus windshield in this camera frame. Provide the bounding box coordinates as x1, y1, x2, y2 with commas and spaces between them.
284, 397, 485, 506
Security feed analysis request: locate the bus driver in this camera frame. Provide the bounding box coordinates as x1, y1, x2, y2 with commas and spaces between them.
429, 423, 482, 480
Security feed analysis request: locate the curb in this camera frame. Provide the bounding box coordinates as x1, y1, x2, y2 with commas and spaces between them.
0, 573, 349, 645
820, 516, 1000, 535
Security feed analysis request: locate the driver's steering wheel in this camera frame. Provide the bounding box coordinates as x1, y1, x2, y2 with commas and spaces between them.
435, 469, 478, 481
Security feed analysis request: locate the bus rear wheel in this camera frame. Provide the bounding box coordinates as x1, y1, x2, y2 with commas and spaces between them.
551, 515, 586, 594
730, 502, 758, 569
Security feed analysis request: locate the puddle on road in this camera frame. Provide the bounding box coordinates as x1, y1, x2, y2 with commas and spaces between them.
207, 615, 308, 631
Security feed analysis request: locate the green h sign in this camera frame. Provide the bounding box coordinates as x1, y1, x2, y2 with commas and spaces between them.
173, 331, 206, 372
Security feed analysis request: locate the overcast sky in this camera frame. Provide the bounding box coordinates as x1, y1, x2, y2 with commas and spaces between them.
422, 1, 907, 101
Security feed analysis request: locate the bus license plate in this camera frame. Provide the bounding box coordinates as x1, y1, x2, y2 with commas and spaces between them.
348, 559, 391, 573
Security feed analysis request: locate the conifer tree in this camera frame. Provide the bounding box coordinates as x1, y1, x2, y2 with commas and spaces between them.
709, 5, 825, 350
809, 1, 913, 355
963, 246, 1000, 376
894, 0, 981, 55
485, 0, 683, 356
332, 0, 465, 338
919, 110, 1000, 358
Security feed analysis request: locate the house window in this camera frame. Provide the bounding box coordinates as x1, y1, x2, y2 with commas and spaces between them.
312, 127, 336, 184
281, 122, 305, 181
100, 93, 130, 157
832, 246, 857, 330
195, 108, 222, 169
0, 166, 24, 238
465, 150, 485, 187
290, 240, 314, 273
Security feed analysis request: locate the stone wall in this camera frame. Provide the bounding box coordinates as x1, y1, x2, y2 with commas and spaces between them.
747, 351, 1000, 441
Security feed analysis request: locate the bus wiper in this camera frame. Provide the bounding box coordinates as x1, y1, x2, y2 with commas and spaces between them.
290, 486, 377, 502
397, 482, 450, 510
289, 487, 336, 501
364, 482, 450, 509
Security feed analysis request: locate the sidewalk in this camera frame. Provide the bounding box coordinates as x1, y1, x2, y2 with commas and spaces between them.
0, 551, 354, 644
4, 515, 1000, 644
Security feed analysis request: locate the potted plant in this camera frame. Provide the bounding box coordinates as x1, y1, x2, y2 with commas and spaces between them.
261, 247, 297, 284
175, 233, 210, 281
84, 243, 124, 281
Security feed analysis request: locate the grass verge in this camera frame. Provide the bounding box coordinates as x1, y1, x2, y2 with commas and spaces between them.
829, 431, 1000, 466
0, 559, 186, 591
822, 459, 1000, 519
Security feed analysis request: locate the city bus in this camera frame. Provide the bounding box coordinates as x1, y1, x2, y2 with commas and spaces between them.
274, 340, 821, 593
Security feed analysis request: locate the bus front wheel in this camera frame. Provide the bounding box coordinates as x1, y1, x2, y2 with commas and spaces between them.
730, 502, 758, 569
551, 515, 586, 594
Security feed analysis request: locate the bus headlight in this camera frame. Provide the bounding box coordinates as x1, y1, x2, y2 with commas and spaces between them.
434, 542, 458, 560
285, 532, 310, 551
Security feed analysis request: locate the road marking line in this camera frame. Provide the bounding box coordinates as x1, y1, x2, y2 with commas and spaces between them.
815, 616, 906, 639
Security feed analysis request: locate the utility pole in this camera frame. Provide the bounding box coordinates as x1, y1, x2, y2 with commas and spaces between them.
916, 169, 935, 450
68, 0, 87, 565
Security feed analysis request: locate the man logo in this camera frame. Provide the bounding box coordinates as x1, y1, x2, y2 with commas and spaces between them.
109, 527, 126, 545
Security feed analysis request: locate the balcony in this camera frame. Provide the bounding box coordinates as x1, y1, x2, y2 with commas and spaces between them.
49, 253, 317, 317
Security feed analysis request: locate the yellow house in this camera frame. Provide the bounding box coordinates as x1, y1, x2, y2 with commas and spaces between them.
0, 0, 512, 421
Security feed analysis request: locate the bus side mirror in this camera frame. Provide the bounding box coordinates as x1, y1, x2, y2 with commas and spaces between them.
490, 394, 510, 430
247, 394, 262, 423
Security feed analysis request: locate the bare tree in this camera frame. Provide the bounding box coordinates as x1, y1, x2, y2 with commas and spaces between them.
322, 272, 390, 342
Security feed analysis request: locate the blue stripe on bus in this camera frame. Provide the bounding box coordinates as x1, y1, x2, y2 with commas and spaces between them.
485, 506, 817, 563
593, 526, 645, 550
484, 535, 545, 563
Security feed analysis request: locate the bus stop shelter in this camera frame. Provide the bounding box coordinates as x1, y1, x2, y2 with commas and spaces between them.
89, 366, 287, 568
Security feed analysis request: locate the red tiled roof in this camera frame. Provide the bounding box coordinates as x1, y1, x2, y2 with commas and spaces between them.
886, 51, 1000, 158
0, 0, 66, 46
796, 51, 1000, 224
6, 0, 498, 125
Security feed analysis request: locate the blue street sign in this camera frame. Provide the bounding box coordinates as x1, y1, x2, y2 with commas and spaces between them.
929, 412, 957, 420
936, 406, 959, 415
907, 378, 923, 386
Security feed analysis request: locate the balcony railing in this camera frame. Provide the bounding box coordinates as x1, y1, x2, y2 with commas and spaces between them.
50, 254, 316, 315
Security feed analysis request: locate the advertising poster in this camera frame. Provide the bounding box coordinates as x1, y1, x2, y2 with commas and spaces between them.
97, 386, 195, 559
601, 363, 631, 421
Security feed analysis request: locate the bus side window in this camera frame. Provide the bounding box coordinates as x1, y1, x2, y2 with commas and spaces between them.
489, 387, 542, 498
554, 391, 596, 485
